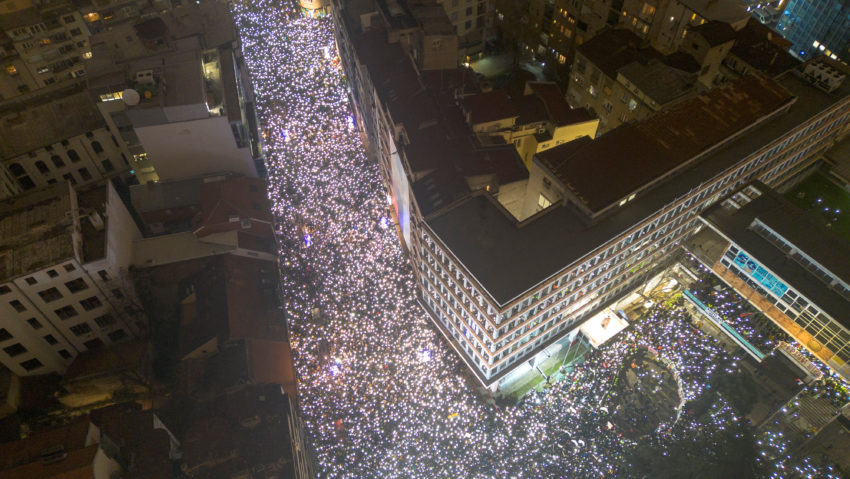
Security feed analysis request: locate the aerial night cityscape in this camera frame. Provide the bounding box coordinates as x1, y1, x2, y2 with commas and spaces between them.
0, 0, 849, 478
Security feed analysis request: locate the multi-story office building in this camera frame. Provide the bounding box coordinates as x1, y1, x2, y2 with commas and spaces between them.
334, 0, 850, 389
0, 82, 131, 200
693, 181, 850, 380
85, 2, 258, 182
776, 0, 850, 62
0, 182, 143, 376
0, 0, 91, 95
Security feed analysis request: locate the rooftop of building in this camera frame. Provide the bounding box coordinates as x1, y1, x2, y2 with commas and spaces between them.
62, 340, 148, 383
729, 19, 801, 77
0, 83, 105, 159
191, 176, 273, 239
131, 177, 203, 214
0, 183, 108, 282
85, 2, 237, 115
688, 20, 737, 46
89, 404, 172, 479
0, 445, 99, 479
679, 0, 750, 27
0, 184, 75, 282
617, 59, 698, 107
540, 74, 793, 213
179, 383, 296, 477
577, 29, 699, 81
375, 0, 418, 31
348, 20, 527, 216
426, 70, 850, 305
463, 90, 518, 125
0, 419, 94, 472
700, 181, 850, 328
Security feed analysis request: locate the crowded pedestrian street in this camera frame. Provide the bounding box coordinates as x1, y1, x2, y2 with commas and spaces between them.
230, 1, 843, 477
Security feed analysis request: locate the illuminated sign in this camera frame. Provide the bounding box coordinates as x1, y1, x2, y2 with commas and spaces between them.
732, 251, 789, 298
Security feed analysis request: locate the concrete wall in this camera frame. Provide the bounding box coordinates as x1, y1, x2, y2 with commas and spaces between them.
135, 116, 256, 181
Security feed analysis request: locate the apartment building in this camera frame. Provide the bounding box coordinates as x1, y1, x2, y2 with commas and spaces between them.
437, 0, 495, 60
0, 0, 91, 96
85, 2, 258, 183
693, 181, 850, 380
567, 28, 699, 133
334, 0, 850, 389
0, 83, 131, 200
0, 182, 143, 376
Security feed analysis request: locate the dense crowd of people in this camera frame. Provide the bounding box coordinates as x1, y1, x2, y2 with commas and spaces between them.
230, 1, 842, 477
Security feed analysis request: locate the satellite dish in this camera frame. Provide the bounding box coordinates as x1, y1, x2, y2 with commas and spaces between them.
122, 88, 140, 106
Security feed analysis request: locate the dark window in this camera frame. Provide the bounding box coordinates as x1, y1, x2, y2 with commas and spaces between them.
80, 296, 101, 311
38, 287, 63, 302
97, 270, 110, 281
54, 305, 77, 320
108, 329, 127, 341
67, 149, 80, 162
85, 131, 94, 138
25, 277, 37, 285
44, 334, 58, 345
20, 358, 43, 371
0, 285, 10, 294
47, 269, 58, 278
78, 167, 92, 181
8, 163, 25, 176
111, 289, 123, 299
59, 349, 71, 359
10, 300, 26, 313
70, 323, 92, 336
94, 314, 115, 328
27, 318, 42, 329
64, 278, 88, 293
70, 27, 81, 36
61, 140, 69, 146
91, 141, 103, 153
35, 160, 49, 174
83, 338, 103, 350
63, 263, 75, 272
0, 329, 11, 341
62, 173, 76, 185
3, 343, 27, 357
101, 159, 114, 172
51, 155, 65, 168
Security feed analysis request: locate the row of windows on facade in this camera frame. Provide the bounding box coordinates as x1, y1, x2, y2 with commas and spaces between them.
417, 152, 805, 355
0, 265, 111, 289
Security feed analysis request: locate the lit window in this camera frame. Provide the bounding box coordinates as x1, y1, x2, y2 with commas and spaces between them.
99, 91, 124, 102
83, 12, 100, 22
82, 51, 92, 59
5, 65, 17, 75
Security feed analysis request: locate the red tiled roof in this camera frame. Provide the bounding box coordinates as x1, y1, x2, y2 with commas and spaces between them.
192, 177, 273, 239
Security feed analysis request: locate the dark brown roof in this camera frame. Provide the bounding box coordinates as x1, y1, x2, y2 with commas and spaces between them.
527, 82, 594, 125
463, 90, 519, 124
577, 29, 653, 78
63, 340, 148, 382
688, 20, 737, 46
538, 75, 794, 213
730, 19, 801, 77
0, 420, 93, 474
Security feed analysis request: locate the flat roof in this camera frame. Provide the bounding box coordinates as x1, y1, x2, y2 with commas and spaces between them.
0, 184, 75, 281
538, 74, 793, 213
427, 72, 850, 305
700, 182, 850, 328
0, 84, 105, 159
